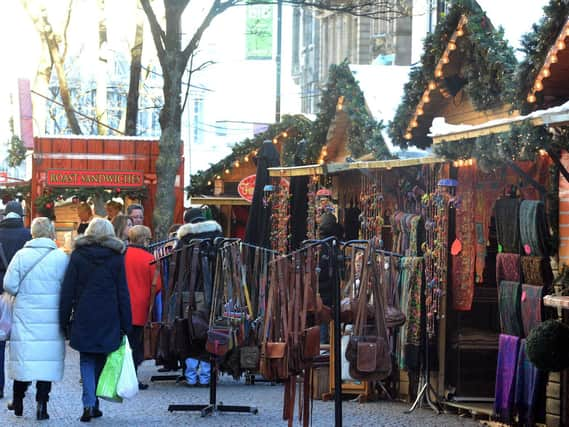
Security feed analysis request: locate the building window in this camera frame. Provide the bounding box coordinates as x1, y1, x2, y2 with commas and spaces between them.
192, 98, 204, 146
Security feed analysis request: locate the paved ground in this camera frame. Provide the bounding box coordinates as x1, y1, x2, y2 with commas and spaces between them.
0, 344, 479, 426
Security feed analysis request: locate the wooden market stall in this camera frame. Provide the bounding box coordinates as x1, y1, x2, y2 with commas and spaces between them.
31, 135, 185, 243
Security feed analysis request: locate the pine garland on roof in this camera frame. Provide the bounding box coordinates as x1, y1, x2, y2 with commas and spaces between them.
389, 0, 517, 150
515, 0, 569, 113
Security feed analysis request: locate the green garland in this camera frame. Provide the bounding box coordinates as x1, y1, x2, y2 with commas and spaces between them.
34, 187, 148, 211
0, 182, 31, 204
434, 122, 569, 171
309, 60, 391, 161
389, 0, 516, 150
515, 0, 569, 113
7, 135, 26, 168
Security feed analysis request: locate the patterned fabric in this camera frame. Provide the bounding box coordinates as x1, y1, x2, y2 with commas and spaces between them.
514, 339, 546, 426
521, 285, 543, 337
495, 198, 520, 254
452, 166, 476, 311
408, 215, 422, 257
494, 334, 520, 423
398, 256, 423, 371
521, 256, 553, 288
499, 281, 523, 337
496, 253, 521, 283
519, 200, 549, 257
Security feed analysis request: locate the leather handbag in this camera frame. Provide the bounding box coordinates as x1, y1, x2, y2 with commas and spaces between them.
384, 255, 406, 329
143, 265, 161, 360
301, 326, 321, 360
205, 327, 233, 356
345, 244, 392, 381
240, 346, 260, 370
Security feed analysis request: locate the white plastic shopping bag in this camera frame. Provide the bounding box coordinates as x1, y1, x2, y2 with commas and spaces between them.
0, 293, 15, 341
116, 337, 139, 399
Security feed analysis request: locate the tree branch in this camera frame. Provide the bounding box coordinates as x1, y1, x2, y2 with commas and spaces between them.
140, 0, 166, 66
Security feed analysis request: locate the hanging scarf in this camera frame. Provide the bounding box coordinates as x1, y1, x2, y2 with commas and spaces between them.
408, 215, 422, 257
514, 339, 546, 426
495, 198, 520, 254
399, 256, 423, 371
519, 200, 549, 257
494, 334, 520, 423
521, 284, 543, 338
499, 281, 523, 337
521, 256, 553, 288
496, 253, 521, 283
452, 166, 476, 310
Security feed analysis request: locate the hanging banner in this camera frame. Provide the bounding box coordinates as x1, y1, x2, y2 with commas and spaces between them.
47, 169, 144, 188
238, 174, 289, 202
245, 3, 273, 59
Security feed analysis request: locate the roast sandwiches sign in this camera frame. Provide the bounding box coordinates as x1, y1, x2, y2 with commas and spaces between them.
47, 169, 144, 188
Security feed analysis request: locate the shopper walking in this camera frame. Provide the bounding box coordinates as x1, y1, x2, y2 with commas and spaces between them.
59, 218, 131, 422
0, 200, 31, 400
177, 207, 222, 387
4, 217, 68, 420
124, 225, 161, 390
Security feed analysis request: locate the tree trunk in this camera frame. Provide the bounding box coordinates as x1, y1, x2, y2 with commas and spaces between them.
125, 5, 144, 136
96, 0, 108, 135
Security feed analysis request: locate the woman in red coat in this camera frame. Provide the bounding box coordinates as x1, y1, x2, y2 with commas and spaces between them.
124, 225, 161, 390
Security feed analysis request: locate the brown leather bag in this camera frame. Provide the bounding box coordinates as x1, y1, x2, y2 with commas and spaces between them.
240, 346, 260, 370
345, 244, 392, 381
384, 255, 406, 329
143, 264, 161, 360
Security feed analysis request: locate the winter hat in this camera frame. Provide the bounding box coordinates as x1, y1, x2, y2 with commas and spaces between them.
184, 207, 206, 224
5, 200, 23, 217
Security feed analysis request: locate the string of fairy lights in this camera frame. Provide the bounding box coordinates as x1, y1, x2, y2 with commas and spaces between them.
526, 17, 569, 104
404, 15, 469, 142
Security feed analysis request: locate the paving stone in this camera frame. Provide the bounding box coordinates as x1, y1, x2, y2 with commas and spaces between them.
0, 344, 479, 426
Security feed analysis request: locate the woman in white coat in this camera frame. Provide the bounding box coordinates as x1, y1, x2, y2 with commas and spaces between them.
3, 217, 69, 421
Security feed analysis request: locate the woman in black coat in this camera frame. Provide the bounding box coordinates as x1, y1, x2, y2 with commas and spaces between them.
59, 218, 131, 422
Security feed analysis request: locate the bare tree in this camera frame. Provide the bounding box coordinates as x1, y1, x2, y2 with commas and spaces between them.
96, 0, 108, 135
125, 2, 145, 136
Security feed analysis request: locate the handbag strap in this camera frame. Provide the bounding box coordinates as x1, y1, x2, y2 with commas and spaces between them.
354, 244, 371, 335
146, 263, 161, 325
20, 248, 55, 285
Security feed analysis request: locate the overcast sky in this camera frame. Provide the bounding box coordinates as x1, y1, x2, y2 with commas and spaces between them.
477, 0, 549, 56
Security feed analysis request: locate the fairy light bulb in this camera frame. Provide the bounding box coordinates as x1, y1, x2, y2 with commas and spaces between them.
435, 68, 443, 78
417, 107, 424, 116
411, 119, 419, 128
428, 81, 437, 90
565, 26, 569, 37
448, 41, 457, 51
557, 40, 566, 50
422, 93, 431, 103
551, 53, 558, 64
224, 169, 230, 174
235, 161, 240, 168
207, 181, 212, 186
541, 68, 551, 78
282, 131, 288, 138
216, 175, 221, 179
404, 131, 413, 140
534, 80, 543, 92
442, 55, 450, 64
244, 155, 249, 162
457, 28, 464, 37
527, 93, 536, 103
272, 138, 278, 144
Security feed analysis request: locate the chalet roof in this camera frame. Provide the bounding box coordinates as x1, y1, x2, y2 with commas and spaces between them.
388, 0, 517, 150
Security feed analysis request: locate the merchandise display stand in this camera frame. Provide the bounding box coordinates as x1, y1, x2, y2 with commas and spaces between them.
168, 356, 259, 417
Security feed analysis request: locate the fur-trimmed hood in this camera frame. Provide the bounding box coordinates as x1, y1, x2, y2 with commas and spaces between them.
177, 220, 222, 240
74, 234, 126, 254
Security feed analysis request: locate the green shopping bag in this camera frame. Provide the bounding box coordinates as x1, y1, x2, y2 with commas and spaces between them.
96, 336, 127, 403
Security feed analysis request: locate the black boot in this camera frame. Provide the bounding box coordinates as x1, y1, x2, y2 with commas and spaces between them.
7, 398, 23, 416
93, 399, 103, 418
80, 407, 93, 422
37, 401, 49, 420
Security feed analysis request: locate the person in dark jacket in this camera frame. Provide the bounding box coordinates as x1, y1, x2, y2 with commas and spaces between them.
177, 207, 222, 386
317, 213, 342, 344
59, 218, 131, 422
0, 200, 31, 400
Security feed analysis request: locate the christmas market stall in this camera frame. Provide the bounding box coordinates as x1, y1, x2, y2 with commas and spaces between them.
409, 1, 569, 425
31, 135, 185, 244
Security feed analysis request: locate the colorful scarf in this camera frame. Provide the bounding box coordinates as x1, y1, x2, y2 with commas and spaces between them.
399, 256, 423, 371
495, 198, 520, 254
494, 334, 520, 422
514, 339, 546, 426
499, 280, 523, 337
452, 166, 476, 311
521, 284, 543, 337
521, 256, 553, 288
519, 200, 549, 257
496, 253, 521, 283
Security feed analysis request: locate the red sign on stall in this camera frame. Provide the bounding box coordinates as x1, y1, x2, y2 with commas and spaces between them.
237, 174, 289, 202
47, 169, 144, 188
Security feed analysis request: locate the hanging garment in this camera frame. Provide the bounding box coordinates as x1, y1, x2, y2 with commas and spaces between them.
495, 198, 520, 254
399, 256, 423, 371
520, 285, 543, 337
519, 200, 549, 257
521, 256, 553, 288
496, 253, 521, 284
494, 334, 521, 423
499, 281, 523, 337
514, 339, 546, 426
